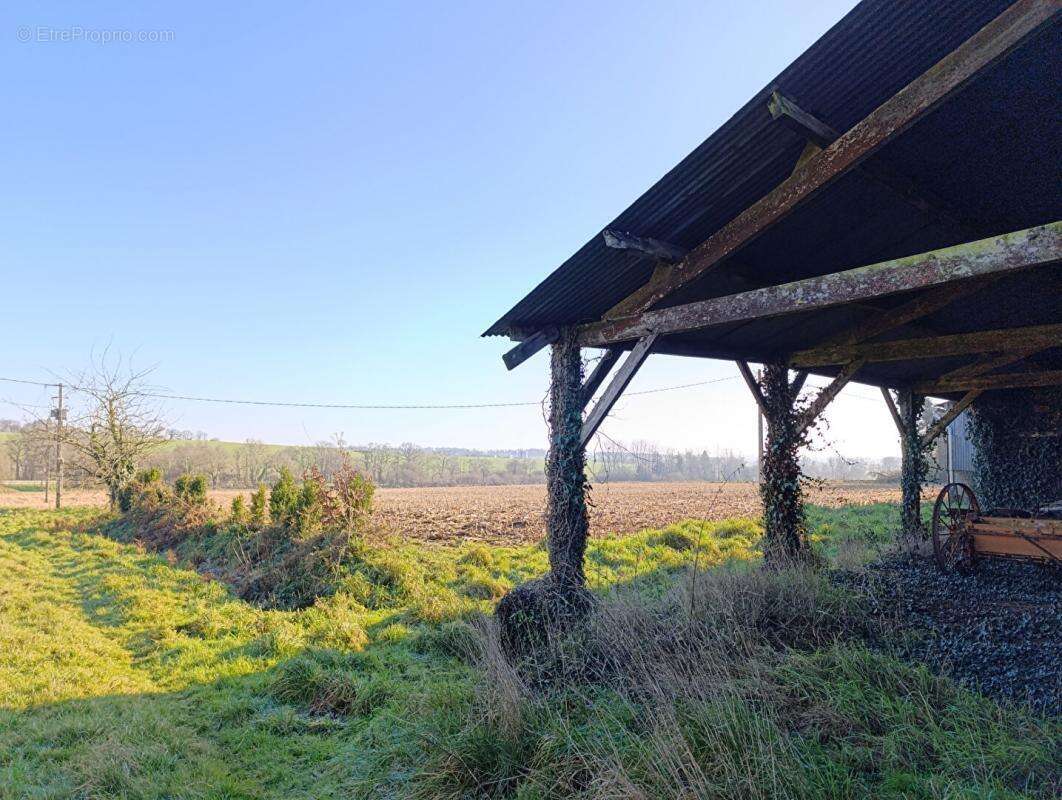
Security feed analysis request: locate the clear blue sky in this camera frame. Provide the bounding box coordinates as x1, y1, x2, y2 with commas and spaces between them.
1, 0, 903, 457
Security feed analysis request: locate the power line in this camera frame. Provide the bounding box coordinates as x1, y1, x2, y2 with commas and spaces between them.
0, 374, 739, 411
0, 369, 892, 411
0, 377, 58, 388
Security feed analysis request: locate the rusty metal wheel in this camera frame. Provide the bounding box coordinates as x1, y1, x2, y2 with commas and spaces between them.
932, 483, 979, 574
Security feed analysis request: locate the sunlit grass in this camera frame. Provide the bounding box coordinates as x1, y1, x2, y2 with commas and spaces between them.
0, 505, 1055, 799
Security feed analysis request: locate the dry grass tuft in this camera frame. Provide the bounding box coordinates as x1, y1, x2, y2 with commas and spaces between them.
418, 564, 878, 799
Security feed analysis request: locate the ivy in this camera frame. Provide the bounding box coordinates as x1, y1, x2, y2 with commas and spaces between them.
967, 388, 1062, 511
759, 362, 814, 564
898, 391, 931, 539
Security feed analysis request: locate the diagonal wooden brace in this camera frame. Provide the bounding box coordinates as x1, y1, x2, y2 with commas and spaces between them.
797, 359, 866, 434
921, 390, 982, 448
580, 334, 658, 447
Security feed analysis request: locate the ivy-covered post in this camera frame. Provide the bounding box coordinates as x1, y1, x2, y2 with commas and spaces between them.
496, 327, 593, 659
759, 362, 809, 564
897, 389, 929, 539
544, 327, 590, 589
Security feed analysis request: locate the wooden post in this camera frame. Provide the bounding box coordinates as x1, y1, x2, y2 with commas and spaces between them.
495, 327, 594, 659
758, 363, 808, 563
897, 389, 928, 539
546, 327, 590, 590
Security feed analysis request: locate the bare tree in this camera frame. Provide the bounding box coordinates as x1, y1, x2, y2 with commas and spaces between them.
4, 433, 29, 480
60, 355, 167, 509
236, 439, 271, 486
362, 443, 394, 485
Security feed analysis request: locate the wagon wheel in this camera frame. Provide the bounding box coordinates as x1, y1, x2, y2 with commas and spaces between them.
932, 483, 979, 574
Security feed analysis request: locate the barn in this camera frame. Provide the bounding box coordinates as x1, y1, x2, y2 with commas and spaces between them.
486, 0, 1061, 620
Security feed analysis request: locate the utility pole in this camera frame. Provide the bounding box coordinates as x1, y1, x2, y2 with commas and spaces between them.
53, 383, 64, 509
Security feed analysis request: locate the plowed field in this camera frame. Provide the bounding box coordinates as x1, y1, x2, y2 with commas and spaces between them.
0, 481, 904, 545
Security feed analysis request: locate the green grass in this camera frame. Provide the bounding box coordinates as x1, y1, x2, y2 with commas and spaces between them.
0, 506, 1056, 799
0, 481, 46, 493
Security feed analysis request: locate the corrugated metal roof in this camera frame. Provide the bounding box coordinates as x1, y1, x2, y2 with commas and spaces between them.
484, 0, 1062, 391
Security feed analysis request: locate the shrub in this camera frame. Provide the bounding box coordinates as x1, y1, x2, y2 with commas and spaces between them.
270, 468, 299, 527
137, 467, 162, 484
295, 474, 324, 537
117, 468, 170, 512
249, 484, 267, 528
321, 456, 374, 531
174, 474, 208, 504
230, 495, 247, 525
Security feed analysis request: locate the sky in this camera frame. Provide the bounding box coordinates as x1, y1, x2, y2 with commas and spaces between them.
0, 0, 906, 459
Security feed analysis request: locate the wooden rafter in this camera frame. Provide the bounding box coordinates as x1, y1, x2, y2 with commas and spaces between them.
790, 322, 1062, 368
937, 349, 1042, 383
768, 90, 836, 148
603, 261, 677, 320
580, 349, 623, 408
768, 90, 974, 231
602, 229, 688, 263
579, 222, 1062, 347
503, 327, 559, 371
599, 0, 1056, 317
797, 359, 865, 433
921, 390, 982, 447
915, 370, 1062, 395
580, 334, 658, 447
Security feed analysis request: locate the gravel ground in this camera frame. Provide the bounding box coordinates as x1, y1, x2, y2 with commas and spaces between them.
840, 552, 1061, 716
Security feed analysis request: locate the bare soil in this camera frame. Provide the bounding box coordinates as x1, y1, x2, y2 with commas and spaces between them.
1, 481, 903, 545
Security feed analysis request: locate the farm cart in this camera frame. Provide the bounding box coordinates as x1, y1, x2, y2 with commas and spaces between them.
931, 483, 1062, 573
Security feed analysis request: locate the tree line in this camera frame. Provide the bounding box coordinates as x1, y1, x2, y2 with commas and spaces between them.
1, 355, 904, 500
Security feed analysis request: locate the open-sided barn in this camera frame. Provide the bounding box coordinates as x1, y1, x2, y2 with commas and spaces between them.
486, 0, 1060, 614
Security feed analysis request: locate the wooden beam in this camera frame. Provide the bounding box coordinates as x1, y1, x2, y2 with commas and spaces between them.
790, 322, 1062, 368
916, 370, 1062, 395
602, 229, 688, 263
921, 390, 982, 448
937, 349, 1042, 383
580, 334, 658, 447
580, 349, 623, 408
790, 371, 809, 396
736, 361, 768, 416
797, 359, 866, 433
609, 0, 1056, 316
579, 222, 1062, 347
808, 279, 992, 351
768, 90, 836, 147
503, 327, 559, 371
768, 90, 974, 230
880, 387, 905, 435
603, 261, 677, 320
